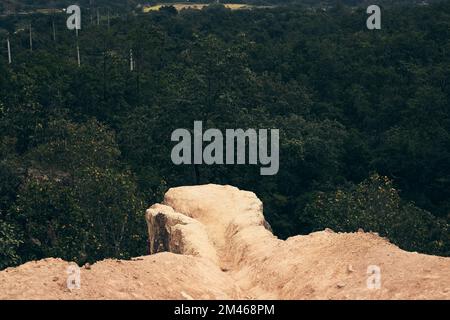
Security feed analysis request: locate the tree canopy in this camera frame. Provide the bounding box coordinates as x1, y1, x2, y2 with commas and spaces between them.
1, 1, 449, 269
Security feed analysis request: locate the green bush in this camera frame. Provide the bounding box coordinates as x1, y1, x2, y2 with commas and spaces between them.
5, 119, 148, 266
11, 168, 147, 264
0, 220, 22, 269
303, 174, 449, 256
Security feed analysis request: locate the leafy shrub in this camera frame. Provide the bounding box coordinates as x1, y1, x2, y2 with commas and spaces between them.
303, 174, 449, 256
0, 220, 22, 269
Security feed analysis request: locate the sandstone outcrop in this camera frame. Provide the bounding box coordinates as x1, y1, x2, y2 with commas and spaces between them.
1, 184, 449, 299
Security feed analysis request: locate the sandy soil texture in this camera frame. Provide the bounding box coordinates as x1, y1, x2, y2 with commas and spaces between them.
1, 184, 449, 299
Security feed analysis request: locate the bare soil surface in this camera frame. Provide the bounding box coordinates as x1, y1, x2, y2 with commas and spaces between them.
1, 184, 449, 299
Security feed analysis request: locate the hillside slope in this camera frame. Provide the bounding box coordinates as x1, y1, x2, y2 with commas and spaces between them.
0, 184, 449, 299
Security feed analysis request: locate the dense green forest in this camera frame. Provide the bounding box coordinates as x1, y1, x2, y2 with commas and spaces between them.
0, 0, 441, 15
0, 1, 449, 269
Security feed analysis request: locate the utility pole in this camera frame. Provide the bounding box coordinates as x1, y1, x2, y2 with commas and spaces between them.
103, 39, 107, 101
76, 28, 80, 67
90, 0, 93, 25
130, 49, 134, 71
136, 47, 141, 103
97, 8, 100, 26
107, 9, 110, 30
52, 19, 56, 41
7, 37, 12, 64
29, 24, 33, 52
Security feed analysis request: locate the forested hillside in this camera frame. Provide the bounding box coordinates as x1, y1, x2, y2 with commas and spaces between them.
0, 0, 440, 15
0, 1, 449, 270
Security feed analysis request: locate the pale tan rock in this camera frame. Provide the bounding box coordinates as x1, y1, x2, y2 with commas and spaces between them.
145, 203, 218, 264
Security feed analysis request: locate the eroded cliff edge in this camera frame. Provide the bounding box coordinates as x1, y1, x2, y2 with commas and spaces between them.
1, 184, 449, 299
